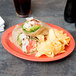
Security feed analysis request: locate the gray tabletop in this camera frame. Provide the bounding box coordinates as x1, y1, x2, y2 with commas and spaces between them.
0, 0, 76, 76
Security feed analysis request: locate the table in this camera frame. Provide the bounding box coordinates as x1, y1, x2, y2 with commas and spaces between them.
0, 0, 76, 76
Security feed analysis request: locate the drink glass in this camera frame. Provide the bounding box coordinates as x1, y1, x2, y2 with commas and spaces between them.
13, 0, 31, 17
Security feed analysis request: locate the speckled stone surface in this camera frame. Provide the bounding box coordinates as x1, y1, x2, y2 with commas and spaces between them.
0, 0, 76, 76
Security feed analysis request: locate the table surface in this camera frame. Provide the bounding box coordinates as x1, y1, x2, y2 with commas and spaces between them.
0, 0, 76, 76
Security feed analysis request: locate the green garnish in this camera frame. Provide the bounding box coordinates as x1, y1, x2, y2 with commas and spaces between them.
29, 25, 41, 32
21, 22, 41, 34
17, 32, 22, 46
25, 21, 29, 23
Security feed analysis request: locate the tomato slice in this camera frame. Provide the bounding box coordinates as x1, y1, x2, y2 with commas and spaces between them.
35, 22, 40, 26
44, 37, 47, 41
26, 40, 36, 53
36, 23, 40, 26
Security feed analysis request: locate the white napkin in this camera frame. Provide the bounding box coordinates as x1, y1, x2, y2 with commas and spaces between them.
0, 16, 5, 32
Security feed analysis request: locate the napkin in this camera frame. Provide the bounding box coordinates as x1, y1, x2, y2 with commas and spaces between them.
0, 16, 5, 32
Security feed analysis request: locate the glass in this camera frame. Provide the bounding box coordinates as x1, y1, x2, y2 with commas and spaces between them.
64, 0, 76, 23
13, 0, 31, 17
